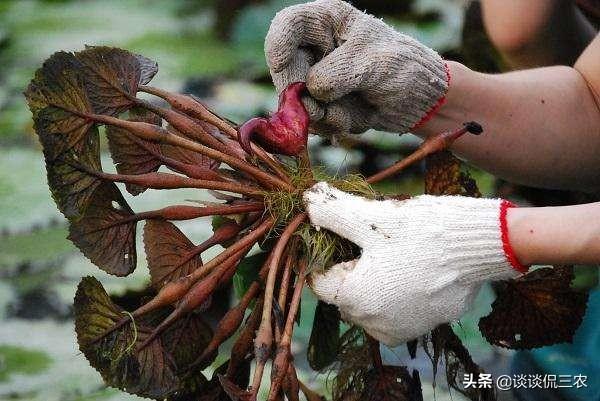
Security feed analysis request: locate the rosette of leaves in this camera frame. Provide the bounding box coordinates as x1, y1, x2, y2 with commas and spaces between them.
25, 47, 588, 401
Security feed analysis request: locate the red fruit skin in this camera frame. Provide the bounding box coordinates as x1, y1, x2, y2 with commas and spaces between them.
238, 82, 309, 156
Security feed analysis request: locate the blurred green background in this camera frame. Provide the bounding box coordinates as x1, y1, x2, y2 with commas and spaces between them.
0, 1, 596, 401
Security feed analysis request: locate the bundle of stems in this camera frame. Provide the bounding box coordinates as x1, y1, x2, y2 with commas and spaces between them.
25, 46, 480, 401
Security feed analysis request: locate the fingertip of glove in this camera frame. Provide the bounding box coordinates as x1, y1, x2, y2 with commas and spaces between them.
309, 259, 356, 304
303, 181, 329, 202
309, 272, 339, 305
302, 182, 342, 214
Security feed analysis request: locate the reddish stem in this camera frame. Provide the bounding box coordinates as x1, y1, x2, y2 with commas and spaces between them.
277, 245, 296, 316
79, 203, 263, 238
366, 122, 482, 184
86, 219, 273, 347
137, 246, 249, 351
165, 221, 242, 279
283, 363, 300, 401
79, 167, 262, 197
250, 213, 306, 401
124, 132, 225, 181
85, 112, 291, 190
226, 296, 264, 379
267, 258, 307, 401
186, 269, 262, 371
138, 85, 291, 184
139, 100, 252, 164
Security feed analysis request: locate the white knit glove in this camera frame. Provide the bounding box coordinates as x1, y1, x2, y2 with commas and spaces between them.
303, 182, 525, 346
265, 0, 449, 136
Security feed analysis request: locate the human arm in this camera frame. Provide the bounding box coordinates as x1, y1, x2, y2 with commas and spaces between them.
509, 201, 600, 265
414, 44, 600, 192
481, 0, 596, 68
303, 183, 600, 346
266, 1, 600, 192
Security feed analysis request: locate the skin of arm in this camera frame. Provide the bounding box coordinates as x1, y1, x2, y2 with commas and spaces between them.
481, 0, 596, 68
414, 35, 600, 193
413, 24, 600, 267
508, 203, 600, 266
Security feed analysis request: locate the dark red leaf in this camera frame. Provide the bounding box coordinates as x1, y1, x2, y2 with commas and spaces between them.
75, 46, 158, 116
162, 312, 213, 371
175, 359, 250, 401
68, 183, 137, 276
425, 151, 480, 197
479, 266, 588, 349
423, 324, 495, 401
359, 366, 422, 401
161, 125, 218, 170
331, 326, 371, 401
106, 108, 163, 195
45, 126, 103, 220
74, 277, 179, 399
143, 219, 203, 289
24, 51, 94, 160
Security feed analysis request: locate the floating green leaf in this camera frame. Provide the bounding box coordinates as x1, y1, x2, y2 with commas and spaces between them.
232, 252, 267, 300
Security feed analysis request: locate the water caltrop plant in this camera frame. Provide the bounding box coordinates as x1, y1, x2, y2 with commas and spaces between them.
25, 47, 588, 401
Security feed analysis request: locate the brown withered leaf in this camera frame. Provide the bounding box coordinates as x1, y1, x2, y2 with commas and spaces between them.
143, 219, 203, 289
425, 151, 480, 197
162, 313, 213, 371
479, 266, 588, 349
358, 366, 423, 401
69, 183, 137, 276
176, 359, 251, 401
24, 51, 94, 160
45, 126, 103, 220
74, 277, 179, 399
218, 374, 253, 401
308, 301, 341, 371
162, 313, 215, 395
332, 328, 423, 400
332, 326, 371, 401
75, 46, 158, 116
106, 108, 163, 195
423, 324, 495, 401
161, 125, 218, 170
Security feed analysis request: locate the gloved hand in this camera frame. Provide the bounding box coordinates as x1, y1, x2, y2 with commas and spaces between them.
303, 182, 526, 346
265, 0, 449, 136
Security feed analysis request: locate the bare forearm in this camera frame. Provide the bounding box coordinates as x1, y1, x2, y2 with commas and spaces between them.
508, 202, 600, 266
481, 0, 596, 68
414, 61, 600, 192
